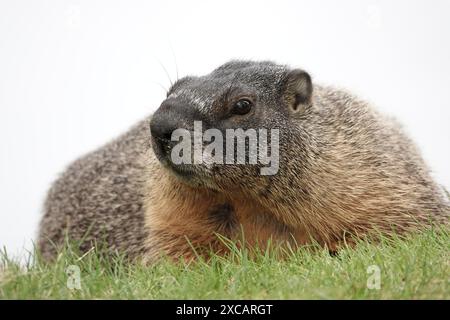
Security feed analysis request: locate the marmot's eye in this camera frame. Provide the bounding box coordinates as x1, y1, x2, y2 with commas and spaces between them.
232, 99, 253, 115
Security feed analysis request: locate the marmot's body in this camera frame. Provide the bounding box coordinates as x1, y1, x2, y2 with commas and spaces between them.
38, 61, 449, 261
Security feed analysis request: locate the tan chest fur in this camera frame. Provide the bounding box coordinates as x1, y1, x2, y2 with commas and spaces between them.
141, 152, 310, 262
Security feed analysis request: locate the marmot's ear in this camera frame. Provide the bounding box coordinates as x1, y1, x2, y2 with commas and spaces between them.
283, 69, 313, 113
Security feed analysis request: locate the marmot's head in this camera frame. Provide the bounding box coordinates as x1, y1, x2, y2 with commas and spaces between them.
150, 60, 313, 194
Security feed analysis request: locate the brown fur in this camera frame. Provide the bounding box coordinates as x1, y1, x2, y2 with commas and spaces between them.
38, 61, 449, 262
141, 148, 309, 262
140, 85, 449, 262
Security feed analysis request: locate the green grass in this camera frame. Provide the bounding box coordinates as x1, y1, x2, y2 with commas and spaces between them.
1, 228, 449, 299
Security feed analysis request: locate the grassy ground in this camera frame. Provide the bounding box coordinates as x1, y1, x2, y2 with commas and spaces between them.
0, 228, 449, 299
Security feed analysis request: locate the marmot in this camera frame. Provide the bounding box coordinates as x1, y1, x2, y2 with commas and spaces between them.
38, 60, 449, 262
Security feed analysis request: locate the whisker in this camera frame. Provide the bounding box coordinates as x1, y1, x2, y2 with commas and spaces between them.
152, 55, 174, 88
169, 40, 180, 82
151, 81, 169, 95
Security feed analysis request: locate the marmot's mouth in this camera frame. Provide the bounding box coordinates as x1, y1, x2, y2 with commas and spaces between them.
164, 161, 222, 190
168, 163, 196, 177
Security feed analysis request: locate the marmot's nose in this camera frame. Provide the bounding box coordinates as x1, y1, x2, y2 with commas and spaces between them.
150, 99, 186, 140
150, 99, 191, 158
150, 113, 176, 143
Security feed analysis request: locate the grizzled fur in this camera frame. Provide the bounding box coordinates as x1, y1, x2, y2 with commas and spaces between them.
38, 122, 152, 259
38, 60, 449, 261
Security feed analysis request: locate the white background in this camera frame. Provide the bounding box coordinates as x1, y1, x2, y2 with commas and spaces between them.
1, 0, 449, 256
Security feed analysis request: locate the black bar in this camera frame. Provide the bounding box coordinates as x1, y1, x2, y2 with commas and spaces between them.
0, 300, 446, 318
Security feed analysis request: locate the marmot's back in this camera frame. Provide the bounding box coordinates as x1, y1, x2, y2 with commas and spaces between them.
38, 119, 152, 260
299, 86, 449, 239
